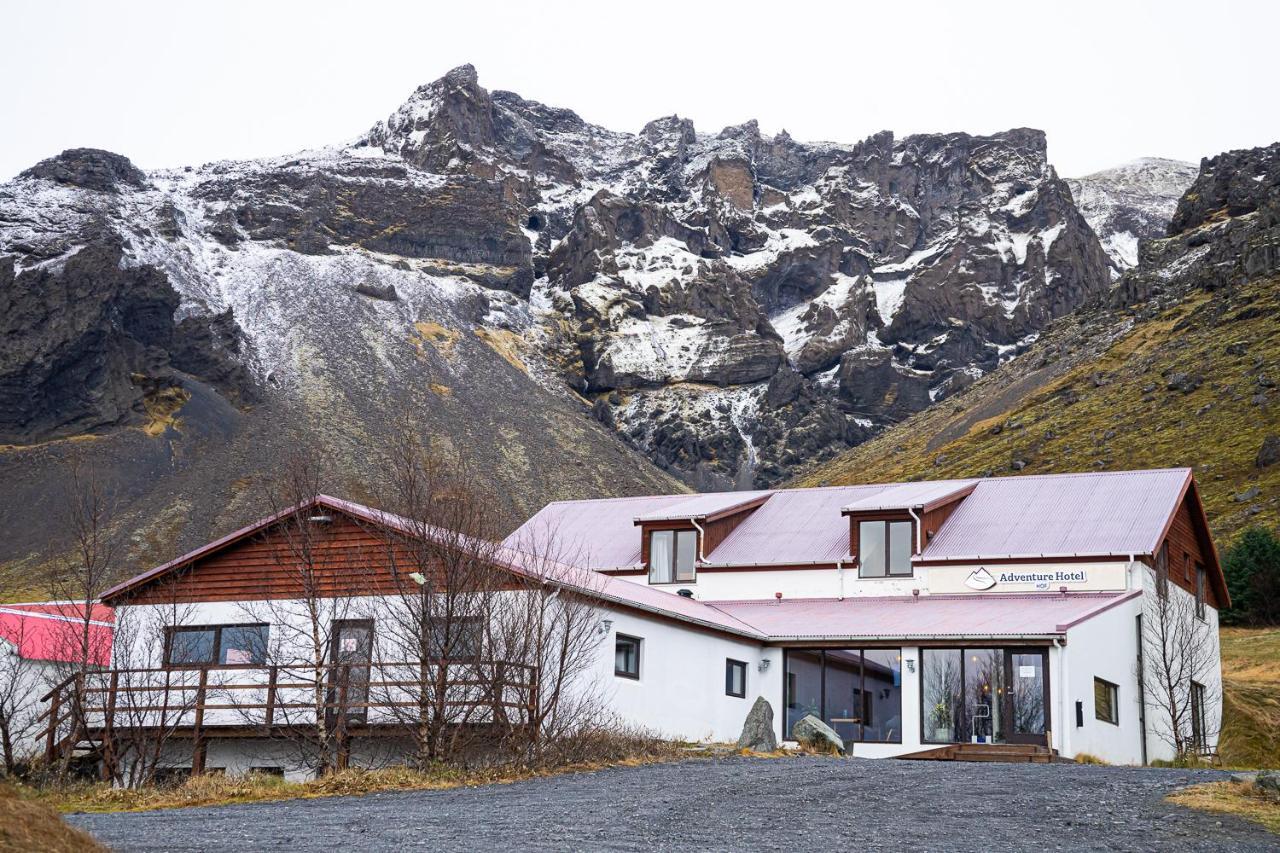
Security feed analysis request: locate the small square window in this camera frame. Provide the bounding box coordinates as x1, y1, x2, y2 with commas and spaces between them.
615, 635, 641, 680
1094, 677, 1119, 725
725, 659, 747, 698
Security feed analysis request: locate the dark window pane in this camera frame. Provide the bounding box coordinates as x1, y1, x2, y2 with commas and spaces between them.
860, 649, 903, 743
821, 649, 862, 745
785, 651, 823, 737
169, 629, 215, 665
1094, 678, 1118, 725
888, 521, 914, 576
675, 530, 697, 582
649, 531, 674, 584
726, 659, 746, 697
964, 649, 1005, 744
922, 649, 963, 742
219, 625, 268, 665
859, 521, 885, 577
431, 617, 481, 660
615, 635, 640, 679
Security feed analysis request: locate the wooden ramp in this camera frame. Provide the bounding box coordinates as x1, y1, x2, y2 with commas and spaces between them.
898, 743, 1059, 763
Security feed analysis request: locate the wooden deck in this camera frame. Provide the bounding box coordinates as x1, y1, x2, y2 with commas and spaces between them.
898, 743, 1059, 763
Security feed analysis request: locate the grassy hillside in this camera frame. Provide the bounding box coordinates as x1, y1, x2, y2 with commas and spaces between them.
1219, 627, 1280, 769
793, 274, 1280, 547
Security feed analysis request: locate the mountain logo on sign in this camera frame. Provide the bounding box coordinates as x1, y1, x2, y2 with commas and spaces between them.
964, 567, 997, 591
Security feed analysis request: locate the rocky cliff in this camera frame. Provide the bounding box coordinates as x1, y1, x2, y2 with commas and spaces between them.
1066, 157, 1198, 272
0, 65, 1186, 577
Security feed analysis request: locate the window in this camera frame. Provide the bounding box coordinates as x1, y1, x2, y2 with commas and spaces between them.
166, 624, 269, 667
430, 615, 482, 660
784, 648, 903, 744
1195, 564, 1207, 620
1190, 680, 1207, 750
1182, 552, 1191, 582
649, 529, 697, 584
615, 634, 641, 679
858, 520, 914, 578
1155, 542, 1169, 600
726, 659, 747, 698
1094, 677, 1119, 725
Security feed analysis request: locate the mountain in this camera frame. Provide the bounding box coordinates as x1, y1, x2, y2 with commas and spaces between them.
795, 143, 1280, 546
0, 64, 1186, 579
1066, 157, 1198, 272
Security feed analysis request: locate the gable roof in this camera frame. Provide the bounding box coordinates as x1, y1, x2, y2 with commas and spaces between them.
504, 468, 1209, 571
633, 490, 774, 523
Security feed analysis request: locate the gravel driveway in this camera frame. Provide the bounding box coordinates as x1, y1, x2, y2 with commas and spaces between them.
69, 756, 1274, 852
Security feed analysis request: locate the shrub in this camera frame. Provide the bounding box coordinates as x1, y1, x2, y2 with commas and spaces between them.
1222, 527, 1280, 626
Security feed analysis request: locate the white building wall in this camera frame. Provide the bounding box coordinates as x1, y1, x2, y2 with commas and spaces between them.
588, 606, 775, 743
618, 567, 923, 601
1061, 596, 1145, 764
0, 640, 62, 764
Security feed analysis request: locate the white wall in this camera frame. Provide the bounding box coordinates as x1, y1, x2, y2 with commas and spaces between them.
1061, 595, 1145, 764
588, 606, 775, 743
617, 567, 922, 601
0, 640, 62, 764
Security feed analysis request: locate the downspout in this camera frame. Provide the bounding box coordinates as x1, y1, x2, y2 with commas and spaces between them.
689, 518, 706, 562
907, 507, 923, 554
837, 558, 845, 600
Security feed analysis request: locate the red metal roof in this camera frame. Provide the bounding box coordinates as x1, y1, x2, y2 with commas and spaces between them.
0, 602, 113, 665
708, 591, 1141, 641
633, 490, 774, 523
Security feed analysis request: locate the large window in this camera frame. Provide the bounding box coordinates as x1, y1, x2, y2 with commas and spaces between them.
430, 615, 482, 661
783, 649, 902, 744
1094, 677, 1119, 725
615, 635, 641, 680
649, 529, 697, 584
726, 659, 747, 698
166, 624, 269, 667
858, 520, 914, 578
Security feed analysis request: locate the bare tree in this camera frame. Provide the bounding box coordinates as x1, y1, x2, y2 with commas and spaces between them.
359, 428, 511, 768
235, 450, 369, 776
1140, 553, 1221, 758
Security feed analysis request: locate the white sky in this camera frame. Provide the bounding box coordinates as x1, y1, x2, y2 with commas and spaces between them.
2, 0, 1276, 181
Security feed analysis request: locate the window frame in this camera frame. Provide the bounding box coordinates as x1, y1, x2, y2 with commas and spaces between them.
648, 528, 698, 585
725, 658, 747, 698
1093, 677, 1119, 725
614, 634, 642, 680
1190, 680, 1207, 750
164, 623, 270, 669
856, 519, 915, 579
782, 647, 903, 744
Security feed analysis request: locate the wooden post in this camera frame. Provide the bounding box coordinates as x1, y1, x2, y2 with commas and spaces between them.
100, 671, 119, 782
191, 668, 209, 776
44, 684, 63, 763
335, 665, 351, 771
264, 665, 279, 729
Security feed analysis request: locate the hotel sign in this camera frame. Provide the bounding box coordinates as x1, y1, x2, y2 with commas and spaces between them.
928, 562, 1128, 594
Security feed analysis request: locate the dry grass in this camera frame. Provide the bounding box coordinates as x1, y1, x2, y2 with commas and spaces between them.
28, 735, 691, 815
1219, 628, 1280, 769
1168, 781, 1280, 834
0, 784, 102, 852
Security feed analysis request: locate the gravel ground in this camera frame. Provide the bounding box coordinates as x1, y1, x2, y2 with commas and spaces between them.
69, 756, 1275, 852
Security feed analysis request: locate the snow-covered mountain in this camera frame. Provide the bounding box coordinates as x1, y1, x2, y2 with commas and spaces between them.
1066, 157, 1198, 272
2, 65, 1160, 567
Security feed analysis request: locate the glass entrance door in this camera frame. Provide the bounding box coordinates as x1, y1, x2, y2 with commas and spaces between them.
1005, 650, 1048, 745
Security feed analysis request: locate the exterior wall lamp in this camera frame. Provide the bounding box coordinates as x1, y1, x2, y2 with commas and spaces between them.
599, 618, 613, 636
758, 659, 771, 673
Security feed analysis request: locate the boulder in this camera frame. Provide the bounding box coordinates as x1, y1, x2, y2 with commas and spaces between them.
1257, 435, 1280, 469
736, 696, 778, 752
792, 714, 844, 755
1255, 770, 1280, 800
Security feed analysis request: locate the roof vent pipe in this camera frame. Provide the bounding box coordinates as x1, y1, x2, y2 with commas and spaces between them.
774, 591, 783, 605
677, 588, 693, 598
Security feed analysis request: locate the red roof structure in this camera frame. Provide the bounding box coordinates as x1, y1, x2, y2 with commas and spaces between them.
0, 602, 113, 665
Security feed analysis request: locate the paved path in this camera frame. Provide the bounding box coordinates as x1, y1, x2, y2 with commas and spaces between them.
70, 756, 1275, 851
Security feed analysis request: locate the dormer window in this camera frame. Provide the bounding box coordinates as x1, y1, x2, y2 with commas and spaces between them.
649, 529, 697, 584
858, 520, 914, 578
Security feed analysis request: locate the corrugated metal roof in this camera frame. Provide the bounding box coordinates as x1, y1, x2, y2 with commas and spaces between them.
709, 591, 1140, 640
505, 494, 693, 570
921, 468, 1192, 561
0, 602, 114, 664
701, 486, 877, 565
840, 479, 978, 513
633, 490, 774, 523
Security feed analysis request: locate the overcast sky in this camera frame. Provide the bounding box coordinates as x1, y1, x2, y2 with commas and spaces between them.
2, 0, 1276, 181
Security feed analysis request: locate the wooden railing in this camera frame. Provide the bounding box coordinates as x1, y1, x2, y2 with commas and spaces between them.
38, 659, 539, 770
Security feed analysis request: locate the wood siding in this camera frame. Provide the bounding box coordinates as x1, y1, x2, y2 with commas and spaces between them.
126, 512, 477, 604
1159, 493, 1222, 609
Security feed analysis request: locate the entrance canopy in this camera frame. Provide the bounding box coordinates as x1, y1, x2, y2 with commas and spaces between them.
708, 591, 1140, 642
